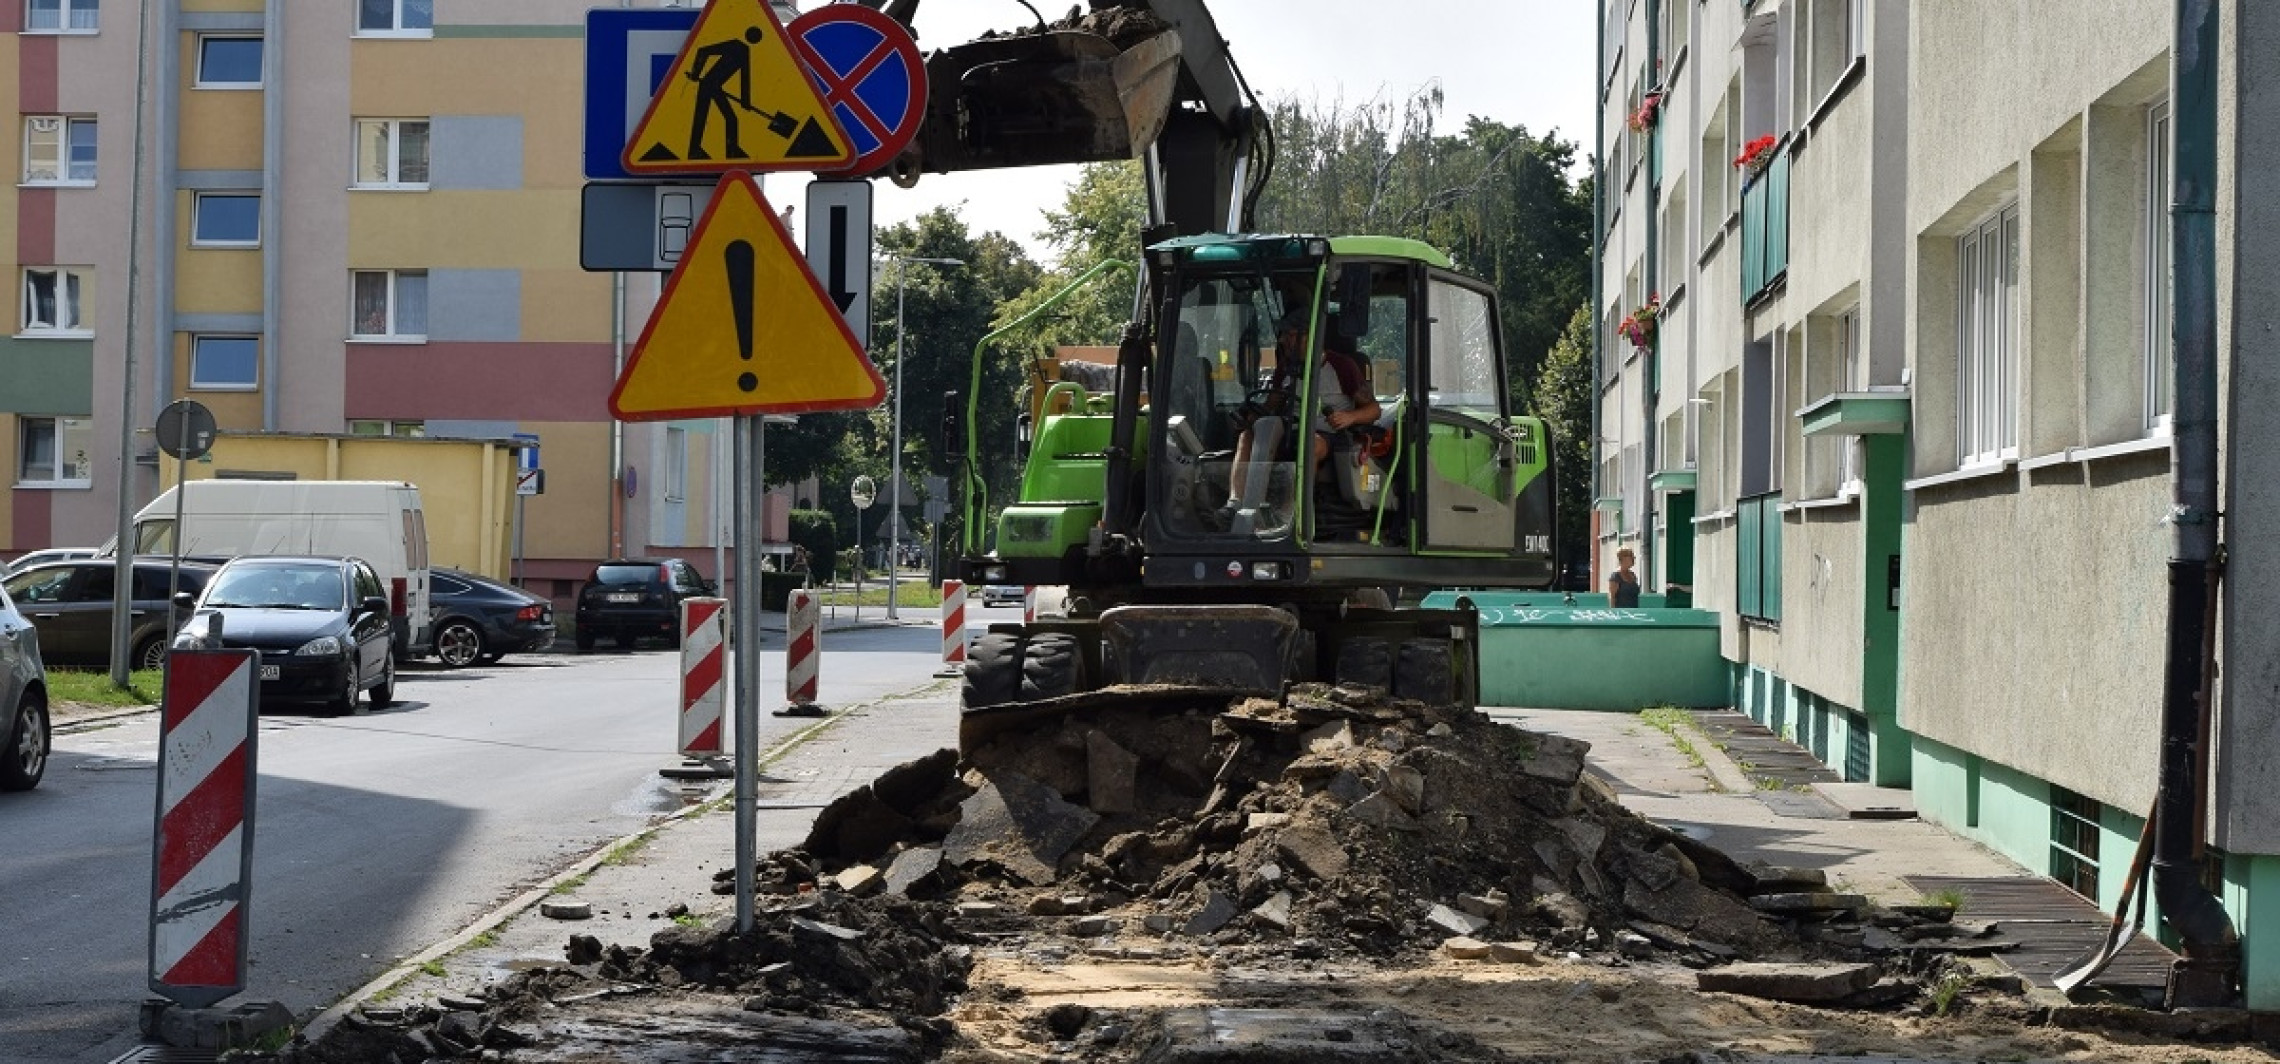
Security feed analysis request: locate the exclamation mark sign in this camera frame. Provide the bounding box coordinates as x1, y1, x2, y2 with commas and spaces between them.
726, 239, 757, 392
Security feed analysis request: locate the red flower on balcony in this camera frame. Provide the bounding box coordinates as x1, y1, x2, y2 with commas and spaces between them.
1627, 90, 1665, 134
1733, 134, 1778, 174
1618, 294, 1662, 350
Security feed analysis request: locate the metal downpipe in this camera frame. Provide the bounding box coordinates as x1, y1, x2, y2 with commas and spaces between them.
2152, 0, 2237, 1007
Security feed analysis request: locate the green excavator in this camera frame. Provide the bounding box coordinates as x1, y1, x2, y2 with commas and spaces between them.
856, 0, 1559, 743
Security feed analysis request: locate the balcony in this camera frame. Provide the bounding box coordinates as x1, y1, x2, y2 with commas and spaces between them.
1740, 143, 1789, 306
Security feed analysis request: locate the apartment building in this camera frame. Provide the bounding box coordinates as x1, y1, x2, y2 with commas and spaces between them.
0, 0, 807, 602
1601, 0, 2279, 1004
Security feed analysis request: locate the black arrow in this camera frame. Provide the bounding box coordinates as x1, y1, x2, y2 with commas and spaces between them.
827, 205, 857, 314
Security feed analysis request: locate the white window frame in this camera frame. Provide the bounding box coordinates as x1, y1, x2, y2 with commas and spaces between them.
348, 419, 427, 437
1957, 204, 2021, 467
22, 115, 96, 185
191, 192, 261, 247
20, 266, 91, 336
2145, 100, 2173, 435
1836, 307, 1862, 493
23, 0, 98, 34
351, 118, 430, 189
663, 426, 688, 502
355, 0, 432, 38
194, 35, 264, 89
190, 334, 259, 390
350, 269, 428, 341
17, 416, 92, 487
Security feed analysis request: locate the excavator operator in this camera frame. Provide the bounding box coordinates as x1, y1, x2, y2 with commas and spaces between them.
1223, 305, 1382, 519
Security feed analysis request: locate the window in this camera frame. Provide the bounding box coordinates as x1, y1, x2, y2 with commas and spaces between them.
2050, 787, 2102, 902
21, 267, 90, 335
1836, 307, 1861, 489
1741, 339, 1783, 497
191, 335, 258, 389
1426, 280, 1501, 414
18, 416, 92, 486
24, 0, 97, 33
351, 270, 427, 339
2145, 101, 2173, 432
664, 426, 688, 502
192, 193, 260, 246
352, 119, 430, 188
356, 0, 432, 35
195, 36, 264, 87
23, 116, 97, 184
1957, 205, 2021, 465
349, 419, 426, 437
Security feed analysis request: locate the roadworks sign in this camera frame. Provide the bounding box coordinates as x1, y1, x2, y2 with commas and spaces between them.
609, 171, 885, 421
621, 0, 854, 175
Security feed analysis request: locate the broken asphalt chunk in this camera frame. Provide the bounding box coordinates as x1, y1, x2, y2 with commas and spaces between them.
1696, 961, 1882, 1004
944, 769, 1101, 886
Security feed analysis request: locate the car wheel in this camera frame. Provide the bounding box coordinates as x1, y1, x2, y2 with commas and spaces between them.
434, 620, 485, 669
576, 628, 596, 652
1, 688, 49, 792
370, 656, 397, 708
134, 634, 168, 673
330, 667, 362, 717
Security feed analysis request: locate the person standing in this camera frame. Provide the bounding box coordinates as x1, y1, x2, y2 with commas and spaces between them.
1608, 547, 1641, 608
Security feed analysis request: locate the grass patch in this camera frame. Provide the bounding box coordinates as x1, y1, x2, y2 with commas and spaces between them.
240, 1023, 298, 1054
467, 928, 500, 950
1928, 971, 1972, 1016
1924, 886, 1967, 914
419, 960, 446, 978
553, 872, 589, 895
814, 578, 943, 609
46, 668, 163, 707
1638, 707, 1708, 769
672, 913, 704, 928
602, 833, 653, 866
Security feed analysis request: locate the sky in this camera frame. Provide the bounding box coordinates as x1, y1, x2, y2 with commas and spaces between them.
835, 0, 1596, 264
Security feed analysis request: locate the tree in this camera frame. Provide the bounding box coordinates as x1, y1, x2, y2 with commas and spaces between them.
1533, 303, 1596, 572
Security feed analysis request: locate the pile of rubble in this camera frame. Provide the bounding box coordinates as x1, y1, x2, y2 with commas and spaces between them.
255, 682, 2128, 1062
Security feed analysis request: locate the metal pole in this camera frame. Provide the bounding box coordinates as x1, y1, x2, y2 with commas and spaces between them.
732, 415, 761, 933
108, 0, 158, 688
2151, 0, 2237, 1004
889, 260, 905, 619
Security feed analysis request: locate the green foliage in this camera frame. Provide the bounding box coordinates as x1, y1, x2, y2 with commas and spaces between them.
788, 509, 839, 582
1533, 303, 1596, 570
1252, 90, 1593, 395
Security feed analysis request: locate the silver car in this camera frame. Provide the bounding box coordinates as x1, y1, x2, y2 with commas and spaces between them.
0, 580, 50, 791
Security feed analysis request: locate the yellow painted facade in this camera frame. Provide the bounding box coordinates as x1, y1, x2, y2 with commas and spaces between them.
348, 191, 582, 268
520, 269, 617, 342
515, 420, 611, 563
174, 81, 264, 169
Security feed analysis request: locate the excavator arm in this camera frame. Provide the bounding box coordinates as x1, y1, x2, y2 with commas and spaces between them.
853, 0, 1267, 239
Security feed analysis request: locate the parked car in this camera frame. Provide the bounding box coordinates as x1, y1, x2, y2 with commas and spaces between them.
3, 547, 97, 577
980, 584, 1025, 608
2, 559, 219, 671
574, 558, 714, 651
175, 556, 396, 715
428, 568, 555, 668
0, 581, 49, 791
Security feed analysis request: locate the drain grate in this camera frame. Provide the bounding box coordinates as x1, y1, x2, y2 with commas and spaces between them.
108, 1046, 221, 1064
1903, 874, 2177, 993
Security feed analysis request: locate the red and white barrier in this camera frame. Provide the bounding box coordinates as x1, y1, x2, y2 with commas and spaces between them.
678, 598, 727, 758
937, 580, 968, 677
783, 588, 822, 713
1023, 585, 1038, 625
150, 649, 261, 1008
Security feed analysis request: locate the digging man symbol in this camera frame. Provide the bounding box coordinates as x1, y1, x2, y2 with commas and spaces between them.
687, 26, 781, 161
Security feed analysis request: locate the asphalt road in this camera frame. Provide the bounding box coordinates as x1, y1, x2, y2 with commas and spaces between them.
0, 623, 944, 1064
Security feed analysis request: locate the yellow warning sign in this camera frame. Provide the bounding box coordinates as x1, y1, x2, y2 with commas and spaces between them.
620, 0, 853, 175
609, 172, 884, 421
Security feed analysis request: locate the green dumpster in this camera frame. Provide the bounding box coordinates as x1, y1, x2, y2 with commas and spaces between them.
1422, 591, 1727, 711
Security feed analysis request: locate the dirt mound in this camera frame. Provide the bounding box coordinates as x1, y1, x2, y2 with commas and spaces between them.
780, 683, 1797, 965
617, 892, 973, 1016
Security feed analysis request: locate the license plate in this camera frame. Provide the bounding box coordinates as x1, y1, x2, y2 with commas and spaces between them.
607, 592, 640, 603
259, 664, 280, 680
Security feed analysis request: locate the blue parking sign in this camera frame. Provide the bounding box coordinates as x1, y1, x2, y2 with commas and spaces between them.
584, 8, 699, 181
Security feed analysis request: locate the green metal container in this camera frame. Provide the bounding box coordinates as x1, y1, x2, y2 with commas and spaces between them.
1422, 591, 1726, 711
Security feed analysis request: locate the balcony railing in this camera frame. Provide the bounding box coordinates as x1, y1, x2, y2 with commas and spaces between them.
1740, 144, 1789, 305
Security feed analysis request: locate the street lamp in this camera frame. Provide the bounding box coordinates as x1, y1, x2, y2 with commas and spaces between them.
886, 253, 964, 620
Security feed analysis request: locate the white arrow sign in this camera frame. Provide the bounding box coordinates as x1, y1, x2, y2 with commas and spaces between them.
804, 179, 873, 344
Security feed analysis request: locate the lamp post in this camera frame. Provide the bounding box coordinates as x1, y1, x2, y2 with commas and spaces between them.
886, 253, 964, 620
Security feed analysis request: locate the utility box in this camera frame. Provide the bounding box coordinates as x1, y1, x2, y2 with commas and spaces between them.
1422, 591, 1726, 711
161, 433, 522, 580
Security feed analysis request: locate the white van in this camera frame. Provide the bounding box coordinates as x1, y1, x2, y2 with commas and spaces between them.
123, 480, 431, 659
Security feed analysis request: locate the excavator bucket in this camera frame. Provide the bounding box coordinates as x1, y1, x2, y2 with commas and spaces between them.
885, 27, 1181, 183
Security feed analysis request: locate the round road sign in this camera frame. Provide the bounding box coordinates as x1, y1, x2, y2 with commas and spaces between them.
851, 474, 877, 510
788, 4, 928, 176
155, 400, 217, 460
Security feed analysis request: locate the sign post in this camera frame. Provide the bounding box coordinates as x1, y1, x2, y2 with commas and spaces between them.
850, 475, 876, 623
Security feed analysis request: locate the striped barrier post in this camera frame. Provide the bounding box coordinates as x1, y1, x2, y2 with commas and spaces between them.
776, 588, 825, 717
149, 649, 262, 1009
1023, 585, 1038, 625
678, 598, 728, 759
936, 580, 968, 677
